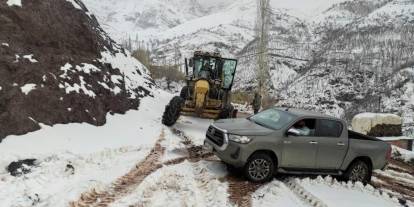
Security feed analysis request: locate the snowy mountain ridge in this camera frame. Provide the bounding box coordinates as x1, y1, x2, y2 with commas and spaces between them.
83, 0, 414, 136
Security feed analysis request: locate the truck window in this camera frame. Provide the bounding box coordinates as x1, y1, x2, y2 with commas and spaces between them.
249, 108, 295, 130
316, 119, 343, 137
290, 119, 316, 136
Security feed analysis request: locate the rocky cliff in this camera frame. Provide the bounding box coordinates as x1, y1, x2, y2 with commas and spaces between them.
0, 0, 154, 140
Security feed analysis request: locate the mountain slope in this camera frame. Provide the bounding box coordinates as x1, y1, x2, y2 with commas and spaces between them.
83, 0, 238, 42
278, 0, 414, 135
0, 0, 154, 140
82, 0, 414, 135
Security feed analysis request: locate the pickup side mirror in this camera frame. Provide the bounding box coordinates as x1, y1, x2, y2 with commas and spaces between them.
287, 128, 301, 136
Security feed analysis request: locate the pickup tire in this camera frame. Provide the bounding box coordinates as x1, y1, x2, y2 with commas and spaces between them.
244, 153, 275, 183
343, 160, 372, 184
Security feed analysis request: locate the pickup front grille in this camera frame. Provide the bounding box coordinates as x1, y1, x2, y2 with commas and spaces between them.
206, 125, 225, 146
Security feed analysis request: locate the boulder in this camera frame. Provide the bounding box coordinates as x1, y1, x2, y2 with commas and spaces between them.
352, 113, 402, 137
7, 158, 37, 176
0, 0, 154, 141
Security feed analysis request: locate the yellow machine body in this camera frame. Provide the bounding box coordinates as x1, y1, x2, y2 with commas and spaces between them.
161, 51, 238, 126
182, 79, 223, 119
194, 80, 209, 110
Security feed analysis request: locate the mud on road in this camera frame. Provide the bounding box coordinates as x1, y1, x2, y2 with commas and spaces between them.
372, 159, 414, 204
69, 126, 414, 207
69, 130, 166, 207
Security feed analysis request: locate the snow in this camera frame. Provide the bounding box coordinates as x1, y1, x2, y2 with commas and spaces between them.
252, 180, 309, 207
60, 63, 100, 79
58, 51, 149, 98
352, 113, 402, 135
111, 161, 230, 207
22, 54, 38, 63
62, 76, 96, 98
75, 63, 100, 74
65, 0, 82, 10
174, 116, 213, 146
378, 136, 414, 141
98, 49, 151, 99
7, 0, 21, 7
0, 90, 172, 206
297, 176, 400, 207
1, 88, 413, 206
392, 146, 414, 163
13, 54, 19, 63
20, 84, 37, 95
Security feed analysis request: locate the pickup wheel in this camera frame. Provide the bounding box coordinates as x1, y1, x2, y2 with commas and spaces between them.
344, 160, 371, 184
244, 153, 275, 183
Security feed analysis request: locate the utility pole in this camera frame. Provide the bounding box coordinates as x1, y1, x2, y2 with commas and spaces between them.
254, 0, 270, 111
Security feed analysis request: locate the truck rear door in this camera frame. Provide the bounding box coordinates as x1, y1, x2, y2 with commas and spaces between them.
314, 119, 348, 170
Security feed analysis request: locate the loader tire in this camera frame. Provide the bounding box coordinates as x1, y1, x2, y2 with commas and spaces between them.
180, 86, 191, 100
219, 105, 235, 119
162, 96, 184, 126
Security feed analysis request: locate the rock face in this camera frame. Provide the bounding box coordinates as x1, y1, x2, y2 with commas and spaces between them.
352, 113, 402, 137
0, 0, 154, 141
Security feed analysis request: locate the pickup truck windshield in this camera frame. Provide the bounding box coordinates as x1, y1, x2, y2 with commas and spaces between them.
249, 108, 295, 130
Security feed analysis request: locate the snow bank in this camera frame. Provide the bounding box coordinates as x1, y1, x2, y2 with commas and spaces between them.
298, 176, 399, 207
352, 113, 402, 135
0, 90, 172, 206
392, 146, 414, 163
252, 180, 309, 207
7, 0, 21, 7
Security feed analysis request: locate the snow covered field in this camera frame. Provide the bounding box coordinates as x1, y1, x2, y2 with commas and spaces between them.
1, 90, 413, 207
0, 90, 172, 206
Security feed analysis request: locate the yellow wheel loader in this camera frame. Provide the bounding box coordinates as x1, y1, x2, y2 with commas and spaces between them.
162, 51, 238, 126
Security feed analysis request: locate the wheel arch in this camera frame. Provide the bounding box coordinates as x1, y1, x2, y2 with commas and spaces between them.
347, 156, 373, 171
248, 150, 279, 168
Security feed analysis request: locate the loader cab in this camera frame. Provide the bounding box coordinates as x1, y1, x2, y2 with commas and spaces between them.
188, 54, 237, 91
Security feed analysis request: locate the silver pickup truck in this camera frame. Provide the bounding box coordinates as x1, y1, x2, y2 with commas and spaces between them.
204, 108, 391, 183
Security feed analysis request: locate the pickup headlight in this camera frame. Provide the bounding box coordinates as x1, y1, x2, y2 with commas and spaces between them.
228, 134, 251, 144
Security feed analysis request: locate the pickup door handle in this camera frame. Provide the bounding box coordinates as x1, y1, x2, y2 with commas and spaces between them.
337, 142, 345, 146
309, 141, 318, 145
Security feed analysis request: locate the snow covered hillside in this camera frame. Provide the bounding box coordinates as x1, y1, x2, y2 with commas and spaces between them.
0, 0, 154, 140
277, 0, 414, 135
82, 0, 414, 136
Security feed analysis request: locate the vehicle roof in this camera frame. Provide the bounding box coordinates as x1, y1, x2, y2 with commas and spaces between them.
275, 107, 340, 120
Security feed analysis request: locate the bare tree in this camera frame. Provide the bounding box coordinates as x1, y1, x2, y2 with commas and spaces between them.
255, 0, 271, 108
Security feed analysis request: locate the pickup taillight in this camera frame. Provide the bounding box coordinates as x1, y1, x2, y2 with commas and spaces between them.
386, 144, 392, 161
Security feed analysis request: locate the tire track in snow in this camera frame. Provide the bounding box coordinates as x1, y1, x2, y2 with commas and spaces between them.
283, 178, 328, 207
169, 128, 214, 163
171, 127, 263, 207
372, 172, 414, 203
68, 130, 166, 207
389, 159, 414, 176
371, 159, 414, 204
222, 175, 263, 207
171, 127, 322, 207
